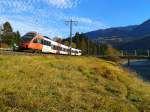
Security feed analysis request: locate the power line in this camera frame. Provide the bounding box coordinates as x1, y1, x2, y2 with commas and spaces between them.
65, 19, 78, 55
0, 22, 4, 48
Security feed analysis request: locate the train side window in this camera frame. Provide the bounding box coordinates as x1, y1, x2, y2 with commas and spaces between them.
60, 47, 62, 50
37, 39, 42, 44
59, 46, 62, 50
63, 48, 66, 51
43, 40, 45, 45
44, 40, 47, 45
53, 46, 57, 50
51, 45, 54, 49
40, 39, 44, 44
45, 40, 47, 45
45, 41, 48, 46
47, 41, 49, 46
46, 41, 48, 46
48, 42, 51, 46
41, 40, 43, 44
55, 46, 57, 50
45, 41, 51, 46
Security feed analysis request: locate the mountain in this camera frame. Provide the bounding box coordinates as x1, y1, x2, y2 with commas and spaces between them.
119, 36, 150, 50
85, 19, 150, 42
85, 25, 137, 39
130, 19, 150, 37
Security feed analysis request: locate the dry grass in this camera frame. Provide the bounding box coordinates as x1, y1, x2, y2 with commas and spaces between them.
0, 55, 150, 112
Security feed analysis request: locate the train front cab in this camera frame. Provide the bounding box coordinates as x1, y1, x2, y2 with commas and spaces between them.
20, 32, 37, 50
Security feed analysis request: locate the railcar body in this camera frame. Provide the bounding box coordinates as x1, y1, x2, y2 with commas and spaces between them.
20, 32, 82, 56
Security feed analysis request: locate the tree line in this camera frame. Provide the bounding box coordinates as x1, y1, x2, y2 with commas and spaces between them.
62, 32, 119, 56
0, 22, 21, 48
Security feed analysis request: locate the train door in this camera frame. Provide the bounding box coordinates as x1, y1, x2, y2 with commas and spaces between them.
42, 40, 51, 53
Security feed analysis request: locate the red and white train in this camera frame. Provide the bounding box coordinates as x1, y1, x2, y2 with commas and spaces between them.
19, 32, 82, 56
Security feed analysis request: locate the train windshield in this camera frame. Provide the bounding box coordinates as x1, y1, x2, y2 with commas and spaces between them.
21, 33, 36, 42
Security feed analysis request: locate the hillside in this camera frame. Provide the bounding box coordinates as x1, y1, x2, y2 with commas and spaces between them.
85, 25, 137, 39
0, 55, 150, 112
85, 19, 150, 42
119, 36, 150, 50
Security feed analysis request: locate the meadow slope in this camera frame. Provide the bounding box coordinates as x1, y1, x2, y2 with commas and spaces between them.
0, 55, 150, 112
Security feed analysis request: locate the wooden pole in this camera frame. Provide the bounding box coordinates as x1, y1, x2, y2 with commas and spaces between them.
121, 50, 124, 56
128, 58, 130, 66
147, 50, 150, 57
134, 50, 137, 56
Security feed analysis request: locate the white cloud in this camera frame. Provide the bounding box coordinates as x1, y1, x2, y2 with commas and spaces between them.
0, 0, 81, 12
0, 0, 33, 13
45, 0, 80, 8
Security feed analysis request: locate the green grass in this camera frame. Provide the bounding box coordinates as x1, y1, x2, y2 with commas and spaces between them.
0, 55, 150, 112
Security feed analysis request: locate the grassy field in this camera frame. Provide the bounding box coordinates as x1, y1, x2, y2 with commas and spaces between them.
0, 55, 150, 112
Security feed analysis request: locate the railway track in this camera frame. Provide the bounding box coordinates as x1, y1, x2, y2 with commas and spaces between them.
0, 49, 50, 56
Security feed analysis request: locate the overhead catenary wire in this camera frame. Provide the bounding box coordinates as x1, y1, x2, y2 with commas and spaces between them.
65, 19, 78, 55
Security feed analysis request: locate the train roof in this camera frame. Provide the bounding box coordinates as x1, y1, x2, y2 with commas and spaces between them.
26, 32, 37, 34
44, 36, 51, 39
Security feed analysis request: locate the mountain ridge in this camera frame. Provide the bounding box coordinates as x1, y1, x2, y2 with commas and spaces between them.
85, 19, 150, 41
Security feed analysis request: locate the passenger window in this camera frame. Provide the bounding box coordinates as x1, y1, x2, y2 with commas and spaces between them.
51, 45, 54, 49
48, 42, 51, 46
46, 41, 48, 46
41, 39, 44, 44
37, 39, 42, 44
44, 40, 47, 45
47, 41, 49, 46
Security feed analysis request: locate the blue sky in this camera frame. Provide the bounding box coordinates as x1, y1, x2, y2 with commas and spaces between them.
0, 0, 150, 38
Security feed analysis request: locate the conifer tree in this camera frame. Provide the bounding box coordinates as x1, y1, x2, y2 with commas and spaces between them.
14, 31, 21, 45
3, 22, 13, 32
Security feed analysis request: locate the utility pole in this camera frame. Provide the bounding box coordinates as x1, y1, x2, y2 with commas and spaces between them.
0, 24, 3, 49
121, 50, 124, 56
87, 38, 89, 56
134, 50, 137, 56
65, 19, 78, 55
147, 49, 150, 57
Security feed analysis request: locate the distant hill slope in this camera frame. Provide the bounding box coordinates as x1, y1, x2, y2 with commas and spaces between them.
85, 19, 150, 41
0, 55, 150, 112
119, 36, 150, 50
85, 25, 138, 39
131, 19, 150, 38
